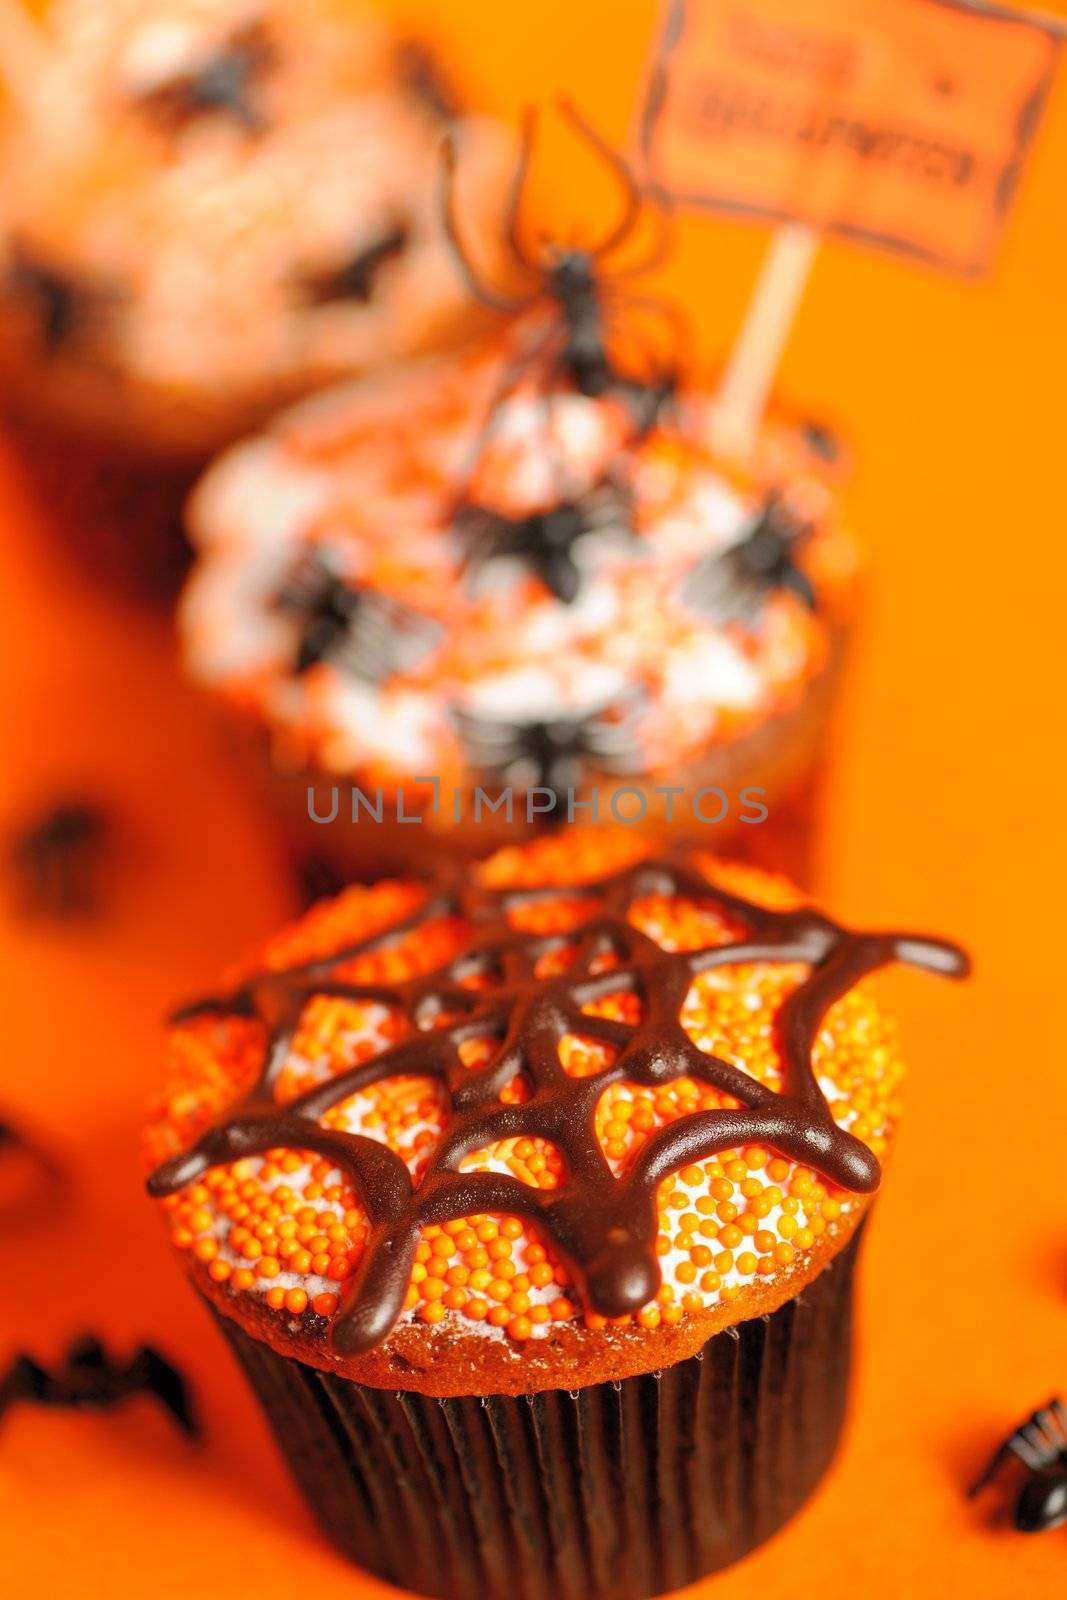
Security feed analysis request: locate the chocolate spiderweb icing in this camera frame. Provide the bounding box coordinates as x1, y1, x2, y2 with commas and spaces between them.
148, 856, 967, 1354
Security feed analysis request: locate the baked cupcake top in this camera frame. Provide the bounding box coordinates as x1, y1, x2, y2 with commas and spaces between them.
145, 829, 966, 1393
180, 324, 860, 801
0, 0, 506, 454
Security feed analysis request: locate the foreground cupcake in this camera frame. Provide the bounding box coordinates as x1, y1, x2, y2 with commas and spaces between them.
180, 322, 859, 879
145, 828, 966, 1597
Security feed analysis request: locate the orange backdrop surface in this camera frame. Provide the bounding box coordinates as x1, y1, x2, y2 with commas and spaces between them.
2, 1, 1067, 1596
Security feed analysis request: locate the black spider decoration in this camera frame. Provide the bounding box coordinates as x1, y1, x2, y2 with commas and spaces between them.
300, 224, 409, 307
0, 1337, 198, 1439
136, 21, 276, 134
441, 99, 680, 431
275, 550, 440, 683
802, 419, 841, 463
6, 245, 121, 355
454, 476, 635, 604
969, 1397, 1067, 1533
8, 800, 111, 917
452, 691, 647, 812
681, 493, 816, 629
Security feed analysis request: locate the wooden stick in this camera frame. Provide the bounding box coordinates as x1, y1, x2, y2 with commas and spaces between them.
711, 222, 820, 460
0, 0, 56, 120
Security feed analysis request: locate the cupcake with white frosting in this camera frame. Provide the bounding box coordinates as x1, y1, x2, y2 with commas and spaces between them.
180, 319, 859, 880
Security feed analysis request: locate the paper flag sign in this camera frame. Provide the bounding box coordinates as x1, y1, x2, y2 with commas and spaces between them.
641, 0, 1063, 274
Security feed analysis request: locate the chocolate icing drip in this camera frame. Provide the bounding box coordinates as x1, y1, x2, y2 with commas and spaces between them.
148, 857, 967, 1354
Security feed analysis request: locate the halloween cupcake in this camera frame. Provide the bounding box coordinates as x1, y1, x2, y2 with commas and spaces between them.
0, 0, 506, 592
145, 828, 967, 1598
180, 316, 859, 882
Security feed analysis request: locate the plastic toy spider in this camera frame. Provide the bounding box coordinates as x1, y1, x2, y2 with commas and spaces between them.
441, 99, 680, 427
299, 223, 410, 307
681, 493, 815, 629
9, 798, 111, 915
6, 242, 122, 354
454, 475, 635, 603
968, 1396, 1067, 1532
0, 1336, 198, 1439
452, 690, 647, 811
136, 20, 276, 134
275, 549, 440, 682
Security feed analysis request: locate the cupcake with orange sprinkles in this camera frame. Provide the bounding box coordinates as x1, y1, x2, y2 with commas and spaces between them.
145, 827, 967, 1598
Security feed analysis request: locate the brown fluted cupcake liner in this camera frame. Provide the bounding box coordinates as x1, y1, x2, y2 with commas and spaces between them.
206, 1225, 862, 1600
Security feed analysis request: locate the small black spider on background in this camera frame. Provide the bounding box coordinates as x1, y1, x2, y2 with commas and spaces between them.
441, 98, 680, 432
136, 21, 276, 134
802, 419, 841, 463
453, 691, 647, 814
6, 244, 122, 356
275, 550, 441, 683
969, 1396, 1067, 1532
0, 1115, 64, 1209
299, 224, 409, 308
454, 476, 635, 604
0, 1337, 198, 1439
8, 799, 112, 917
681, 493, 816, 629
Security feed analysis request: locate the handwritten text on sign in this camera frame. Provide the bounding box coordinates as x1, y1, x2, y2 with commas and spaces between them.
641, 0, 1063, 273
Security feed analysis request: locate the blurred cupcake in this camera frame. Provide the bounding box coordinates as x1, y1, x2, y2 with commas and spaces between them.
145, 828, 967, 1598
180, 320, 860, 881
0, 0, 506, 590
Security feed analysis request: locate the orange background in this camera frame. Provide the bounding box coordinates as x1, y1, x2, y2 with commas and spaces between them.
2, 1, 1066, 1595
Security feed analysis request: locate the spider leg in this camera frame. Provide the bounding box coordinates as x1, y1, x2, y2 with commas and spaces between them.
131, 1346, 200, 1437
440, 134, 532, 314
555, 97, 643, 260
504, 107, 546, 277
1049, 1396, 1067, 1446
453, 319, 565, 499
603, 200, 677, 282
968, 1440, 1018, 1498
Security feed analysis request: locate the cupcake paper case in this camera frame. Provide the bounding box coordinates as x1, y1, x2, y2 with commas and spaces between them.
145, 829, 967, 1598
180, 324, 859, 879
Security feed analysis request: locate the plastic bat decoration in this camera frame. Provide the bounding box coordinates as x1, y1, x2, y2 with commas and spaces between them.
0, 1337, 199, 1439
